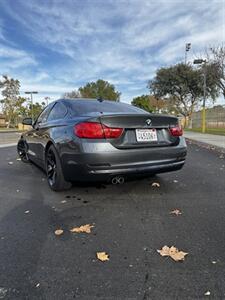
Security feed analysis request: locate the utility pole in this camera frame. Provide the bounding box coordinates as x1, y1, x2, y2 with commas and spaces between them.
185, 43, 191, 64
193, 59, 207, 133
25, 91, 38, 123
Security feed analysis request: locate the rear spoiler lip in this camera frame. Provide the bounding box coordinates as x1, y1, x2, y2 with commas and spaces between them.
99, 113, 178, 121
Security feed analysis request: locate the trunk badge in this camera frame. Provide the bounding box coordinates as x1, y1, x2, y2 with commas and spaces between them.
146, 119, 152, 126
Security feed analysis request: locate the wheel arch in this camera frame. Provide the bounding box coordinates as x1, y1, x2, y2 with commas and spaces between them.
45, 140, 54, 157
44, 140, 60, 162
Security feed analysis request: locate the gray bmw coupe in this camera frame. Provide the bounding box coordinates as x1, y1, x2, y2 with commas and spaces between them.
17, 99, 187, 191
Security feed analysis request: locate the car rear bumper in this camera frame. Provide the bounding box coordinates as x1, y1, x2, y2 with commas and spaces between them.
60, 139, 187, 182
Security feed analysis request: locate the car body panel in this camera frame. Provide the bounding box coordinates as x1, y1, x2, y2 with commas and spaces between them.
19, 99, 187, 183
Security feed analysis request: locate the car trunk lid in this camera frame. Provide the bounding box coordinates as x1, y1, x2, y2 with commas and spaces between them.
99, 114, 180, 149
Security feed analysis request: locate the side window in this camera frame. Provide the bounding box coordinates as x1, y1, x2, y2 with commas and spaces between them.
36, 105, 52, 125
47, 103, 67, 121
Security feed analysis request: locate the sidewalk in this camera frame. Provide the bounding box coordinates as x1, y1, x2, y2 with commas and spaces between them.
184, 131, 225, 149
0, 131, 20, 147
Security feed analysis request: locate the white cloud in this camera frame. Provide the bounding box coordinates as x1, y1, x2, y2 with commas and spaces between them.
0, 0, 224, 104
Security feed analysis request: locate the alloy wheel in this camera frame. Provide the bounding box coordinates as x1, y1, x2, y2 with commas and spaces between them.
46, 149, 57, 186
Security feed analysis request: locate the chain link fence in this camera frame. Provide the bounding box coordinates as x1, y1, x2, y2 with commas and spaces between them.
192, 106, 225, 129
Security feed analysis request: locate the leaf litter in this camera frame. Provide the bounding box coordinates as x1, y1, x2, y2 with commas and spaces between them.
170, 209, 182, 216
204, 291, 211, 296
54, 229, 64, 236
96, 252, 109, 261
61, 200, 67, 204
70, 224, 94, 233
157, 246, 188, 261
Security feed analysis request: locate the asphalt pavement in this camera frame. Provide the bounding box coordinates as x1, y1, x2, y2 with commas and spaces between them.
0, 142, 225, 300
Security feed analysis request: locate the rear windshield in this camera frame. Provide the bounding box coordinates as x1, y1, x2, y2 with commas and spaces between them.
66, 99, 148, 116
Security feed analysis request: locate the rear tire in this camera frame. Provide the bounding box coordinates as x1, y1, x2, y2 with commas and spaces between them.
45, 145, 71, 191
17, 140, 30, 163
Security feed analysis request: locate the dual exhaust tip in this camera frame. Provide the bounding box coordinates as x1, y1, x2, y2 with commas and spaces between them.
111, 176, 124, 185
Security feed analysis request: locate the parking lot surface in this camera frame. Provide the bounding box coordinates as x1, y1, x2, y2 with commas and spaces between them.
0, 142, 225, 299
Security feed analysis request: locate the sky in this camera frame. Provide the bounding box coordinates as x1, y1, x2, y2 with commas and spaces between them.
0, 0, 224, 105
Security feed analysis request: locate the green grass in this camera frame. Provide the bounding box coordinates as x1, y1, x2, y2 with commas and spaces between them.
185, 128, 225, 136
0, 127, 17, 131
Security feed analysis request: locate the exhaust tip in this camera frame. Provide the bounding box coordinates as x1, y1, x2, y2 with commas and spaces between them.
111, 176, 125, 185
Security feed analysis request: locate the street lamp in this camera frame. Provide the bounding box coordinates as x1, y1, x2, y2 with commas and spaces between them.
185, 43, 191, 64
24, 91, 38, 123
193, 59, 207, 133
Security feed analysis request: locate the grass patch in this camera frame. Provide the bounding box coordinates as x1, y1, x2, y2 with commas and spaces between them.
185, 128, 225, 136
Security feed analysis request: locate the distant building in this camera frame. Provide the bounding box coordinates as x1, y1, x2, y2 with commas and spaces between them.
0, 114, 6, 127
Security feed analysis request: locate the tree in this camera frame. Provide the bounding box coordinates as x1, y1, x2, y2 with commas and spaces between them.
78, 79, 121, 101
131, 95, 154, 112
148, 63, 219, 127
0, 75, 22, 127
206, 46, 225, 98
26, 102, 45, 120
63, 90, 80, 99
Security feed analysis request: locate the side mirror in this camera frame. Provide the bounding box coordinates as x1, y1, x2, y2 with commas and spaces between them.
22, 118, 33, 126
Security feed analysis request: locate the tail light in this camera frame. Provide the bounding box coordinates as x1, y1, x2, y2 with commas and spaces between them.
169, 126, 183, 137
74, 122, 123, 139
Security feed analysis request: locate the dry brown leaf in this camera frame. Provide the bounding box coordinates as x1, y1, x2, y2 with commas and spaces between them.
157, 245, 170, 256
170, 209, 182, 216
157, 245, 188, 261
70, 224, 94, 233
54, 229, 64, 236
152, 182, 160, 187
96, 252, 109, 261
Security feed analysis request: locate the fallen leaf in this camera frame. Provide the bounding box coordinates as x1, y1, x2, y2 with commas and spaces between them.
70, 224, 94, 233
152, 182, 160, 187
170, 209, 182, 216
8, 162, 13, 165
54, 229, 64, 236
96, 252, 109, 261
204, 291, 210, 296
157, 245, 188, 261
157, 245, 170, 256
36, 283, 40, 288
24, 210, 30, 214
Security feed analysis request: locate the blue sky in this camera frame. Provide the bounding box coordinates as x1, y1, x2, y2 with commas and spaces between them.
0, 0, 224, 104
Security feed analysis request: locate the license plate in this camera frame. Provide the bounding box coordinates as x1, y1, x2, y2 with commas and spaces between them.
136, 129, 158, 142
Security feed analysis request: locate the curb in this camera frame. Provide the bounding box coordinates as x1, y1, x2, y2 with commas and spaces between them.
0, 143, 17, 148
186, 138, 225, 153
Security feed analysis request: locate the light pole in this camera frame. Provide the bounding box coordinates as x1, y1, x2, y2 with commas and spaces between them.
185, 43, 191, 64
25, 91, 38, 123
193, 59, 207, 133
45, 97, 50, 106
